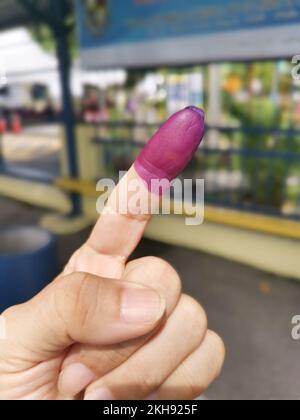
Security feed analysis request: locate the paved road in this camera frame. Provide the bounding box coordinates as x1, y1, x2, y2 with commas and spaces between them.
0, 126, 61, 176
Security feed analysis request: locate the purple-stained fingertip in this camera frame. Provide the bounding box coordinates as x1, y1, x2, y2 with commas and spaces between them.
134, 106, 205, 194
186, 105, 205, 119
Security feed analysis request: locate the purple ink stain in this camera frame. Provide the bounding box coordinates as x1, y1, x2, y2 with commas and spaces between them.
134, 106, 205, 194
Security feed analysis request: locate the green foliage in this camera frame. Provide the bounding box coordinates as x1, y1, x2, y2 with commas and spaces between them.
29, 20, 78, 61
230, 97, 289, 209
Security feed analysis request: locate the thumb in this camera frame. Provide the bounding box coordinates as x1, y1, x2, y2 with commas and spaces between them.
2, 272, 166, 359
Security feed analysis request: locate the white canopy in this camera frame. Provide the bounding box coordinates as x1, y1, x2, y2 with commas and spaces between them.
0, 28, 127, 99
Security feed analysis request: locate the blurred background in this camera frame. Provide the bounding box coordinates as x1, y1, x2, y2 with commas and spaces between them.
0, 0, 300, 400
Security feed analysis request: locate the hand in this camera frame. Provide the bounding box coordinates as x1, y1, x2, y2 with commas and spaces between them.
0, 256, 224, 400
0, 168, 224, 400
0, 108, 225, 400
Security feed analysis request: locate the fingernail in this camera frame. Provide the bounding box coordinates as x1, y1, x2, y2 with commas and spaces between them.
85, 387, 115, 401
121, 286, 165, 324
58, 363, 96, 397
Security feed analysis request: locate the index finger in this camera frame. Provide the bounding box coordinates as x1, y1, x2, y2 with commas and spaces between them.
87, 107, 205, 260
64, 107, 205, 278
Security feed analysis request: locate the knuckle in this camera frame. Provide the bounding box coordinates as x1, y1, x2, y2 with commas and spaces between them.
147, 257, 182, 290
137, 375, 157, 397
127, 257, 182, 296
206, 330, 226, 377
54, 273, 104, 329
181, 365, 206, 399
130, 356, 160, 396
179, 331, 226, 399
63, 248, 81, 274
78, 345, 133, 375
141, 256, 174, 273
180, 295, 208, 339
102, 346, 133, 368
59, 272, 89, 308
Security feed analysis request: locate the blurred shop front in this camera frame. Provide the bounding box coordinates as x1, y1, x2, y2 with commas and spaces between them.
75, 0, 300, 222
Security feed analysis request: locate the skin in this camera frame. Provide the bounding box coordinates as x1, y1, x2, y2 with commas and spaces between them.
135, 106, 205, 193
0, 108, 225, 400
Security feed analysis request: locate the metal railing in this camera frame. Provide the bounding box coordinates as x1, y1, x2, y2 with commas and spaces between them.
0, 118, 298, 220
92, 121, 300, 220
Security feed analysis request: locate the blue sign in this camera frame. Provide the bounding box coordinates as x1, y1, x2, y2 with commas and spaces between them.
76, 0, 300, 68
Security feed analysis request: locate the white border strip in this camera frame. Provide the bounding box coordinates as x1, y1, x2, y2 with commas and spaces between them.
81, 23, 300, 69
